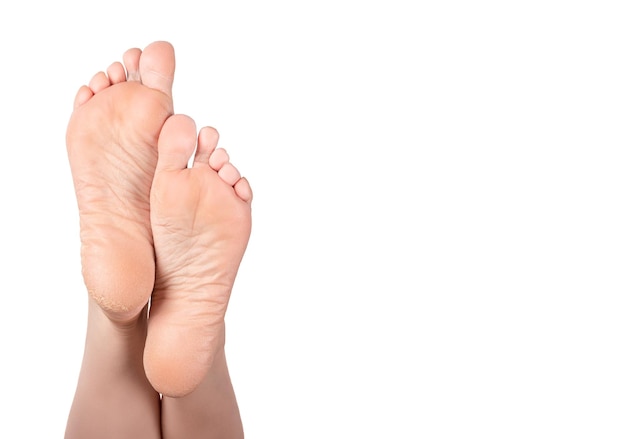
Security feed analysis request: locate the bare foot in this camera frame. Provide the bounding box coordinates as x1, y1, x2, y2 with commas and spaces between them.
66, 41, 175, 322
145, 114, 252, 397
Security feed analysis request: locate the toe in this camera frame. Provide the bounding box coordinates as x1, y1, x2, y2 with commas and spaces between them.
193, 126, 219, 167
73, 85, 94, 108
208, 148, 230, 171
139, 41, 175, 98
123, 47, 142, 81
218, 163, 241, 186
88, 71, 110, 93
156, 115, 197, 172
234, 177, 253, 203
107, 62, 126, 84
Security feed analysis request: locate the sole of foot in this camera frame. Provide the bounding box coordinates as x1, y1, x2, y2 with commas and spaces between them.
66, 41, 175, 323
144, 114, 252, 397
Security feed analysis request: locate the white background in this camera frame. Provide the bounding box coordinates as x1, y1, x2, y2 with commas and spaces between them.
1, 1, 625, 437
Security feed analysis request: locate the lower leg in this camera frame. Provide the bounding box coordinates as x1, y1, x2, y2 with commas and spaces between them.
160, 324, 244, 439
65, 299, 161, 439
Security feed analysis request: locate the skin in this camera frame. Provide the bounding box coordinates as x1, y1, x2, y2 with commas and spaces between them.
65, 41, 251, 439
150, 114, 251, 439
146, 114, 252, 398
66, 42, 174, 323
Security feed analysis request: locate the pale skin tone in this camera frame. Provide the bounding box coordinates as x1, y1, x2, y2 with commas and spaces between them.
65, 41, 251, 439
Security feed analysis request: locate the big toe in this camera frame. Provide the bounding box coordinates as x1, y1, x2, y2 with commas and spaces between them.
156, 114, 197, 172
139, 41, 175, 98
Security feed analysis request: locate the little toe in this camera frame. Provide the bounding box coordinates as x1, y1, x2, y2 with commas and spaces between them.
88, 71, 110, 93
139, 41, 175, 98
218, 163, 241, 186
73, 85, 94, 109
208, 148, 230, 171
234, 177, 253, 203
156, 115, 197, 172
193, 126, 219, 167
123, 47, 142, 81
107, 62, 126, 84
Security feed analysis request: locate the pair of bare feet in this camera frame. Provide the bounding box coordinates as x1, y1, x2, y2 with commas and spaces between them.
65, 41, 250, 438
